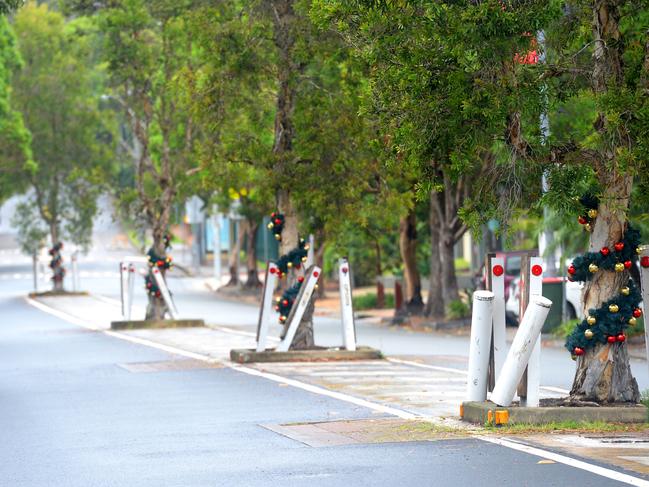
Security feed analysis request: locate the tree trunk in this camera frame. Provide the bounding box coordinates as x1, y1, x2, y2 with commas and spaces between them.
440, 229, 460, 305
426, 193, 444, 317
243, 218, 261, 289
399, 210, 423, 313
145, 226, 170, 320
226, 220, 245, 287
570, 172, 639, 403
49, 224, 64, 292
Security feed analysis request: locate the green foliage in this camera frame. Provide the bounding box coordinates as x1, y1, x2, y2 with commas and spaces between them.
10, 2, 114, 250
352, 291, 394, 311
446, 299, 470, 320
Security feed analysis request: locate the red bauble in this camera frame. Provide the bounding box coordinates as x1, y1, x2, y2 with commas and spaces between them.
574, 347, 584, 356
617, 334, 626, 342
531, 264, 542, 276
641, 256, 649, 268
578, 216, 587, 225
614, 242, 625, 252
493, 264, 504, 277
274, 218, 281, 225
271, 212, 276, 218
269, 267, 277, 274
633, 308, 642, 318
274, 305, 279, 311
624, 260, 632, 269
600, 247, 610, 256
282, 299, 289, 306
607, 335, 617, 343
297, 276, 304, 283
155, 291, 161, 298
568, 265, 576, 275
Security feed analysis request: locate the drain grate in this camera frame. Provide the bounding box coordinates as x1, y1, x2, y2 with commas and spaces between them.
117, 358, 222, 373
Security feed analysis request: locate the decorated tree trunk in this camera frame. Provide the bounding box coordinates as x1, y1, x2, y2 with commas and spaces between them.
48, 241, 65, 292
144, 233, 172, 321
569, 174, 640, 403
399, 211, 423, 313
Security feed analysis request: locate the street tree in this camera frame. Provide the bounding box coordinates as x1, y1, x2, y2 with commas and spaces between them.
11, 3, 113, 291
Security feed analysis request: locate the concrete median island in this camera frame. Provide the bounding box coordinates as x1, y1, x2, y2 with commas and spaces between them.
110, 319, 205, 330
230, 346, 383, 364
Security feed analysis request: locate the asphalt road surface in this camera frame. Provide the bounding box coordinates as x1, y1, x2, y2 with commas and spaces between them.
0, 294, 641, 486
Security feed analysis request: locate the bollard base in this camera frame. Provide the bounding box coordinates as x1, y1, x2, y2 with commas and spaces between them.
461, 401, 648, 425
230, 346, 383, 364
110, 319, 205, 330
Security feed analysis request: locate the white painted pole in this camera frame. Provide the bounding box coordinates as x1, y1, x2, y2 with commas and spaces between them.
212, 213, 222, 287
120, 262, 128, 318
524, 257, 544, 407
638, 247, 649, 377
256, 262, 279, 352
466, 290, 495, 402
126, 263, 135, 320
152, 267, 178, 319
338, 258, 356, 351
491, 296, 552, 407
276, 266, 321, 352
490, 257, 506, 380
71, 251, 79, 292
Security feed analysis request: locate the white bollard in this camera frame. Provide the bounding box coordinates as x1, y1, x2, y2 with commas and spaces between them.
466, 290, 495, 402
152, 267, 179, 320
212, 214, 222, 286
276, 266, 321, 352
126, 263, 136, 320
338, 258, 356, 351
638, 247, 649, 377
256, 262, 279, 352
490, 258, 507, 380
305, 234, 315, 268
524, 257, 544, 407
120, 262, 128, 318
491, 296, 552, 407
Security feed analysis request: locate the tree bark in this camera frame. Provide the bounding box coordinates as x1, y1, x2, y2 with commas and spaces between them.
439, 228, 460, 304
145, 222, 170, 320
243, 218, 261, 289
49, 223, 64, 292
426, 193, 444, 317
226, 220, 245, 287
398, 210, 423, 313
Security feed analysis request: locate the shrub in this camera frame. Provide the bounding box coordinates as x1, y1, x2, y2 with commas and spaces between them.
352, 292, 395, 310
446, 299, 470, 319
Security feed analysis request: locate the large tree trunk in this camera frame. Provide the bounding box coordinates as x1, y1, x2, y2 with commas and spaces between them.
440, 228, 460, 304
570, 174, 639, 403
426, 193, 444, 317
145, 225, 170, 320
243, 218, 261, 289
399, 210, 423, 313
49, 223, 64, 292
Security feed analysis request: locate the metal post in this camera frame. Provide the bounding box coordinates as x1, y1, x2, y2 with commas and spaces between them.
276, 266, 321, 352
126, 263, 136, 320
256, 262, 278, 352
71, 251, 79, 292
638, 247, 649, 377
491, 296, 552, 406
32, 252, 38, 293
306, 234, 315, 268
466, 290, 495, 402
212, 214, 222, 286
338, 258, 356, 351
120, 262, 128, 318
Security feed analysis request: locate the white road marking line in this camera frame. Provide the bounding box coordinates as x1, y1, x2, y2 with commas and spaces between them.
387, 357, 468, 375
25, 296, 418, 420
479, 436, 649, 487
540, 385, 570, 394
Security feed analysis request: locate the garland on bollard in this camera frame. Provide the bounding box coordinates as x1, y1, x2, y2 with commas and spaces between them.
565, 199, 646, 358
144, 237, 173, 299
267, 211, 311, 323
49, 242, 65, 284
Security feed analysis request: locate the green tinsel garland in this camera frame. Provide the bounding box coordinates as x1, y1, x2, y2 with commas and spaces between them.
565, 203, 643, 357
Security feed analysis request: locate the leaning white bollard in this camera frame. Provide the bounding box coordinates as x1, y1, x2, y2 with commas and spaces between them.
151, 267, 179, 320
338, 258, 356, 351
276, 266, 321, 352
466, 290, 495, 402
491, 296, 552, 407
638, 247, 649, 377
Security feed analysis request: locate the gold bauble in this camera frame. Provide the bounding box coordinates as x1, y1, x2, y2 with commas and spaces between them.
614, 263, 625, 272
629, 317, 637, 326
588, 263, 599, 273
276, 297, 281, 303
637, 246, 644, 255
588, 209, 598, 219
585, 223, 592, 232
621, 286, 630, 296
609, 304, 619, 313
301, 256, 308, 262
584, 329, 594, 339
287, 262, 293, 268
587, 316, 596, 326
274, 234, 281, 240
304, 244, 310, 250
267, 222, 274, 230
314, 284, 319, 290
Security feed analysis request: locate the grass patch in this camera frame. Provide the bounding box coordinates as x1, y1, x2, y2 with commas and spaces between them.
454, 257, 470, 272
446, 299, 470, 320
352, 292, 395, 310
483, 420, 649, 434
